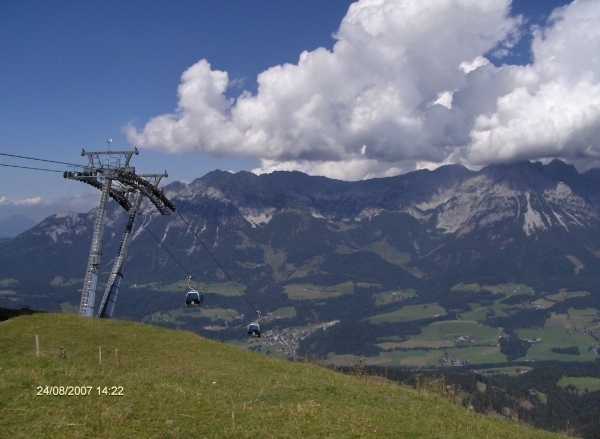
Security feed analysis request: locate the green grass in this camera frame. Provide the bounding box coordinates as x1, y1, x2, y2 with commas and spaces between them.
492, 284, 535, 297
130, 280, 247, 296
269, 307, 297, 318
451, 283, 481, 292
531, 299, 555, 309
557, 376, 600, 393
373, 289, 416, 306
515, 327, 543, 340
284, 281, 354, 300
334, 244, 357, 254
478, 366, 532, 377
566, 308, 600, 330
142, 310, 187, 325
545, 309, 600, 331
363, 240, 424, 277
446, 346, 507, 365
565, 255, 585, 274
524, 325, 598, 362
451, 283, 534, 297
261, 244, 287, 280
471, 325, 502, 343
371, 348, 499, 368
144, 307, 240, 325
369, 304, 446, 324
460, 304, 488, 322
430, 320, 479, 335
50, 277, 82, 286
545, 290, 589, 302
365, 240, 411, 266
378, 321, 485, 350
366, 344, 507, 367
0, 313, 563, 438
357, 282, 382, 288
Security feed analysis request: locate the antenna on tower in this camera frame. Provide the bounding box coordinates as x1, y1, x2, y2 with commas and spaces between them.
107, 139, 112, 151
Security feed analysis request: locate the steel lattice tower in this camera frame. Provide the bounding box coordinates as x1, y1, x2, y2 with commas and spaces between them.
64, 149, 174, 317
97, 173, 167, 318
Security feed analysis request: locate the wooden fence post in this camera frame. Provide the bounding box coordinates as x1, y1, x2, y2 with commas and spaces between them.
35, 335, 39, 358
99, 347, 102, 365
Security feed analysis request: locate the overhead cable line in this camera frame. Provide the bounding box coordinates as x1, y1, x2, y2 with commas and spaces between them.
136, 217, 244, 327
0, 162, 63, 173
174, 210, 260, 316
0, 152, 81, 167
2, 153, 254, 324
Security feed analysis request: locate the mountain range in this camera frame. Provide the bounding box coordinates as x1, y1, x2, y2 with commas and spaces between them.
2, 159, 600, 366
0, 214, 37, 239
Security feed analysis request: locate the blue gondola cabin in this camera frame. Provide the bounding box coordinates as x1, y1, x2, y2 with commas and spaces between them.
185, 291, 203, 308
248, 323, 261, 337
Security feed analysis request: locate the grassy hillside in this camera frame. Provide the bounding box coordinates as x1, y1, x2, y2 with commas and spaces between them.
0, 313, 564, 438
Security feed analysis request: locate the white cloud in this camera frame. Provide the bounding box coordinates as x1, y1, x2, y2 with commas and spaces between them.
0, 193, 100, 222
16, 196, 42, 205
432, 91, 454, 110
460, 56, 489, 74
0, 196, 43, 206
126, 0, 600, 180
464, 0, 600, 166
252, 158, 415, 181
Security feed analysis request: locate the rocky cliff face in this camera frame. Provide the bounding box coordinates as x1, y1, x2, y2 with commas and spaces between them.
159, 159, 600, 239
2, 159, 600, 317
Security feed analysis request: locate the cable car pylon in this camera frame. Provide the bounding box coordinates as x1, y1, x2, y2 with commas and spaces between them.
64, 148, 174, 317
98, 173, 168, 318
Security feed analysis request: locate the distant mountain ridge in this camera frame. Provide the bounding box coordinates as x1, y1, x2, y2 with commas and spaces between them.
0, 214, 37, 239
2, 159, 600, 365
4, 158, 600, 293
168, 159, 600, 238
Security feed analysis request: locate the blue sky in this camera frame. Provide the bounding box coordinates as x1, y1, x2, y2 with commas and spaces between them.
2, 0, 596, 221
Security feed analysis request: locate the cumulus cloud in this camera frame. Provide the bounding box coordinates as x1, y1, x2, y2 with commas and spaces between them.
0, 193, 100, 222
464, 0, 600, 166
0, 196, 43, 206
125, 0, 600, 180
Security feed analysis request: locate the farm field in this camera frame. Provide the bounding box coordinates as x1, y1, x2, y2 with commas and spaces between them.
373, 288, 416, 305
369, 304, 446, 324
515, 327, 544, 340
460, 304, 488, 322
144, 307, 239, 325
341, 344, 507, 367
330, 342, 506, 369
557, 376, 600, 393
452, 283, 532, 294
268, 306, 297, 318
130, 280, 247, 296
284, 281, 354, 300
532, 298, 556, 308
376, 321, 498, 350
545, 290, 590, 302
479, 366, 533, 376
523, 326, 598, 362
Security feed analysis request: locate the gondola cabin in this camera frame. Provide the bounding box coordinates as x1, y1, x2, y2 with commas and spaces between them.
248, 322, 261, 337
185, 290, 203, 308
